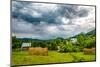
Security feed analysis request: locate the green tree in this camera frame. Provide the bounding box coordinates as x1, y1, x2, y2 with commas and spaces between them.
12, 36, 22, 49
58, 41, 74, 52
77, 33, 86, 47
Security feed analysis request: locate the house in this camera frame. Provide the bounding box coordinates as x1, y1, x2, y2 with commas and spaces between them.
70, 38, 77, 44
21, 43, 31, 50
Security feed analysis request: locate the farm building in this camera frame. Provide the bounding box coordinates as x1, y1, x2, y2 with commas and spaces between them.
21, 43, 31, 50
70, 38, 77, 44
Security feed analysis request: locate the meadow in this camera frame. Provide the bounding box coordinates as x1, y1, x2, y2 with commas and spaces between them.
12, 29, 96, 66
12, 51, 96, 66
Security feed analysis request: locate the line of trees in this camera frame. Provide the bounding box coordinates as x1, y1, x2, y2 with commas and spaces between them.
12, 33, 96, 52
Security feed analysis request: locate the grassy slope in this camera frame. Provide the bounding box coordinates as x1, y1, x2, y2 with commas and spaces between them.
12, 51, 96, 66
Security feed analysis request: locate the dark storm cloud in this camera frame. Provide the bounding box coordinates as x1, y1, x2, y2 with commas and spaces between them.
12, 1, 95, 39
12, 11, 41, 24
12, 1, 89, 25
57, 5, 88, 18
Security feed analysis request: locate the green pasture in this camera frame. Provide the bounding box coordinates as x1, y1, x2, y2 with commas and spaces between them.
12, 51, 96, 66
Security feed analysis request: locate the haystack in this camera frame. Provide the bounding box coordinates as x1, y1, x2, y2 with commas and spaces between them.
29, 47, 48, 56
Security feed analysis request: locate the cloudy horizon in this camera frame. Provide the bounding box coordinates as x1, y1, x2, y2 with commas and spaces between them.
12, 1, 95, 40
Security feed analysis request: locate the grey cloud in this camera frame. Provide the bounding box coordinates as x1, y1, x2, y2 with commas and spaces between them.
12, 1, 89, 25
12, 1, 95, 39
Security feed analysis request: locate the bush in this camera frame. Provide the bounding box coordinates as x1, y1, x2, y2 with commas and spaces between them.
12, 48, 21, 51
73, 47, 81, 52
66, 43, 73, 52
58, 41, 74, 52
12, 42, 22, 49
58, 45, 67, 52
84, 38, 96, 48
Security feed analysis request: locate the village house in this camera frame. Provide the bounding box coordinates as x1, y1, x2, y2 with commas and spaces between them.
70, 38, 77, 44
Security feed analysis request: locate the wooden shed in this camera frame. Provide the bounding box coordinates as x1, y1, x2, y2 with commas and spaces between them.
21, 43, 31, 50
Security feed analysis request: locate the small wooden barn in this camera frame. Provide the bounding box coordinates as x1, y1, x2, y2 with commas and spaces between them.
21, 43, 31, 50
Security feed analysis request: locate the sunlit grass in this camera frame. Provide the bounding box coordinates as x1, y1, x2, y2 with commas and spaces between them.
12, 51, 96, 66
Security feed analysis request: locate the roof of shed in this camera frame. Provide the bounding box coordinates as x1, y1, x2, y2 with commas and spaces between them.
21, 43, 31, 47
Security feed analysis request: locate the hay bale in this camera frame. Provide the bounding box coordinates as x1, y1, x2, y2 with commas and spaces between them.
29, 47, 48, 56
83, 48, 95, 55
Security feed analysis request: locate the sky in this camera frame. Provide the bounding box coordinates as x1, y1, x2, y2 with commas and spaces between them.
12, 1, 95, 40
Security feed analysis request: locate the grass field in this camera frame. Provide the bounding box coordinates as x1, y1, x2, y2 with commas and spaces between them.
12, 51, 96, 66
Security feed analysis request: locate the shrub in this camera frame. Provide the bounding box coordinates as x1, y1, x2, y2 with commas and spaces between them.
58, 45, 67, 52
58, 41, 74, 52
73, 47, 81, 52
